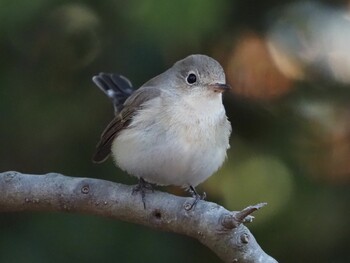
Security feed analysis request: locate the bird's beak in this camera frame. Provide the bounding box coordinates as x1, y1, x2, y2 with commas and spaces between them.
209, 83, 231, 93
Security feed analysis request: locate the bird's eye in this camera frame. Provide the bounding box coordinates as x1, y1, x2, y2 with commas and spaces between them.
186, 73, 197, 84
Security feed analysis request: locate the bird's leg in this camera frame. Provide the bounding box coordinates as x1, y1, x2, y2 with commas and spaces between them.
132, 177, 154, 209
187, 185, 206, 209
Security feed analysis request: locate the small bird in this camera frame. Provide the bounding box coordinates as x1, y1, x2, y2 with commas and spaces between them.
92, 54, 232, 208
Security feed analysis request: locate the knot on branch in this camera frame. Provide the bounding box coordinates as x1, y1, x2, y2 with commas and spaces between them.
81, 184, 90, 194
220, 203, 267, 230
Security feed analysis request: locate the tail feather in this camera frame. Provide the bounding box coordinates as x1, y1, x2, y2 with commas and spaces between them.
92, 73, 134, 113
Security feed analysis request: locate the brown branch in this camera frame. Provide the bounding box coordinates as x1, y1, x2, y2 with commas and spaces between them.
0, 171, 278, 263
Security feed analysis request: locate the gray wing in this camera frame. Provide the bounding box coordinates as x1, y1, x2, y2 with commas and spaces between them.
92, 86, 162, 163
92, 73, 134, 113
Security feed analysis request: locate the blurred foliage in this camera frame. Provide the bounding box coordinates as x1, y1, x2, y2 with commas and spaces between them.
1, 0, 350, 263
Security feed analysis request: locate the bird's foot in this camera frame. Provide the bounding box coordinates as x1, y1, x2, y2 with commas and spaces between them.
186, 185, 206, 210
132, 177, 154, 209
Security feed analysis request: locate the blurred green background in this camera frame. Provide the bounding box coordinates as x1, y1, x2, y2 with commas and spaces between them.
1, 0, 350, 262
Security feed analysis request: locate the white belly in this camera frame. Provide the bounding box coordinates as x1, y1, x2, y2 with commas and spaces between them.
111, 95, 231, 187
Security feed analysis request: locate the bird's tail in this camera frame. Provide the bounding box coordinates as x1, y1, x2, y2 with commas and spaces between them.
92, 73, 134, 113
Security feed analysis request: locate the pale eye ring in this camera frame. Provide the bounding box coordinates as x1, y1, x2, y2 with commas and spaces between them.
186, 73, 197, 84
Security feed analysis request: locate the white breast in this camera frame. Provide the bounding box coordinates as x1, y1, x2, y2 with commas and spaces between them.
111, 92, 231, 187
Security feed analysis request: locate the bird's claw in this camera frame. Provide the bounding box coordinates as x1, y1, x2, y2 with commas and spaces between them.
132, 177, 154, 209
186, 185, 206, 210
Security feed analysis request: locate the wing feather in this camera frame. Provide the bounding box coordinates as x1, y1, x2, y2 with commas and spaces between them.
92, 86, 161, 163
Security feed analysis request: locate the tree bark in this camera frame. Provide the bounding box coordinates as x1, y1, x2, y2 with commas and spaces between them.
0, 171, 278, 263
